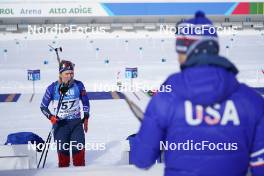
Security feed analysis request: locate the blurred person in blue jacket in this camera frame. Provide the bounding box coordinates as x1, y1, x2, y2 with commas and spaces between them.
128, 11, 264, 176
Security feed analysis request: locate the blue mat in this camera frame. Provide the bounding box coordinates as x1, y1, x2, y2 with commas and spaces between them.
0, 94, 21, 102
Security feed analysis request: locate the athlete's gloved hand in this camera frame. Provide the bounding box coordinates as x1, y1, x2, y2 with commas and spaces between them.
60, 83, 69, 95
50, 115, 58, 125
83, 113, 89, 133
84, 118, 88, 133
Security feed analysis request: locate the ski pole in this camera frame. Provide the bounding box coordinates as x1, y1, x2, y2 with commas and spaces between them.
42, 128, 54, 168
48, 45, 62, 64
38, 89, 66, 168
42, 92, 65, 168
37, 129, 52, 168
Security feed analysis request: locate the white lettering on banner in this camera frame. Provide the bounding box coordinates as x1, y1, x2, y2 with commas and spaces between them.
185, 100, 240, 126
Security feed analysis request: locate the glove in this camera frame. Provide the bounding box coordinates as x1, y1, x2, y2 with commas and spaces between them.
60, 83, 69, 95
83, 118, 88, 133
82, 113, 89, 133
50, 115, 58, 125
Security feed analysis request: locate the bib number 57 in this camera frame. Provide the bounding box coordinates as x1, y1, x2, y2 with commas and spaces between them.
61, 100, 75, 110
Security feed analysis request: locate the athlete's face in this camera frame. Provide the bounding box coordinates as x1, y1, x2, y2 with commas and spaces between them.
178, 53, 187, 65
60, 70, 74, 84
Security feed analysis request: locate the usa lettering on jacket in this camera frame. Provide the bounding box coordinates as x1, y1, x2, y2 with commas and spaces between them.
185, 100, 240, 126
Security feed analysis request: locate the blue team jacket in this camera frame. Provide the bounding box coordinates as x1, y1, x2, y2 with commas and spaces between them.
129, 54, 264, 176
40, 80, 90, 120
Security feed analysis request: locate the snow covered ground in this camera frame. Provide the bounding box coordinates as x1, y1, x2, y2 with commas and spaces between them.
0, 29, 263, 94
0, 29, 263, 175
